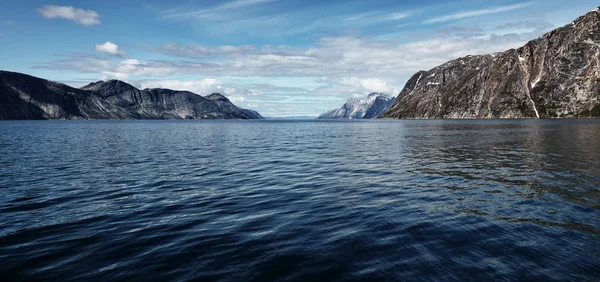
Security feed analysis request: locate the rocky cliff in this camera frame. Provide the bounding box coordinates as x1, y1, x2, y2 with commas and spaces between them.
0, 71, 261, 120
383, 7, 600, 119
318, 92, 395, 119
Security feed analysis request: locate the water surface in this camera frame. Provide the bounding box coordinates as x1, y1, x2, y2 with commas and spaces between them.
1, 120, 599, 281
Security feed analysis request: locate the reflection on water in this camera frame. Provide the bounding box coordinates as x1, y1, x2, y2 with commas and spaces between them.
0, 119, 599, 281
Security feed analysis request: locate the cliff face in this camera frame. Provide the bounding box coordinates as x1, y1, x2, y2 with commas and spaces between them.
384, 7, 600, 119
318, 93, 395, 119
0, 71, 261, 120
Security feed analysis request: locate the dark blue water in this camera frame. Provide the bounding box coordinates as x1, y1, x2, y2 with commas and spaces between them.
1, 120, 599, 281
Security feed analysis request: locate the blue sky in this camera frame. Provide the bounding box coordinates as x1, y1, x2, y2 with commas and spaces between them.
0, 0, 598, 116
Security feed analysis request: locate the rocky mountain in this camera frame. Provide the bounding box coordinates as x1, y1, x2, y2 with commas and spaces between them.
242, 109, 265, 119
318, 93, 395, 119
383, 7, 600, 119
0, 71, 262, 120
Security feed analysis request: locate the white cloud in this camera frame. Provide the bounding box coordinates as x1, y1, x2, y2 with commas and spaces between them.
38, 32, 532, 84
101, 71, 129, 80
346, 11, 409, 22
339, 78, 397, 94
157, 44, 256, 57
162, 0, 278, 20
38, 5, 101, 26
137, 78, 222, 95
228, 96, 247, 103
37, 33, 531, 110
424, 2, 533, 24
101, 59, 178, 80
387, 13, 408, 20
218, 0, 278, 10
34, 53, 113, 73
95, 42, 124, 57
37, 19, 551, 116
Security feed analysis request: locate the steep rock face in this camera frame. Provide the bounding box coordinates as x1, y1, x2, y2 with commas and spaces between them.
0, 71, 261, 120
383, 7, 600, 119
318, 93, 395, 119
0, 71, 88, 119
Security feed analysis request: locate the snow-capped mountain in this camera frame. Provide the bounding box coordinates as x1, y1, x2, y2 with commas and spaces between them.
318, 93, 396, 119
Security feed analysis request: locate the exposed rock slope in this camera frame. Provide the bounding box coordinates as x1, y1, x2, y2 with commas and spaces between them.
318, 92, 395, 119
0, 71, 261, 120
383, 7, 600, 119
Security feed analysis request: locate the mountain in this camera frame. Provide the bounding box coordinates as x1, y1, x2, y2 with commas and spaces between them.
202, 92, 264, 119
318, 93, 395, 119
0, 71, 262, 120
383, 7, 600, 119
242, 109, 265, 119
266, 116, 317, 119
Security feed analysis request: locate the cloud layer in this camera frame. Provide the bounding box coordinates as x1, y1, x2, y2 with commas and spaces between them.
38, 5, 101, 26
35, 29, 540, 116
29, 0, 580, 116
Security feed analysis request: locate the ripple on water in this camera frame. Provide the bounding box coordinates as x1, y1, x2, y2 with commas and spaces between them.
0, 119, 599, 281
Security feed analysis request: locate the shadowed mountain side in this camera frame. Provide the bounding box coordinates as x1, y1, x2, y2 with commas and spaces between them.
0, 71, 262, 120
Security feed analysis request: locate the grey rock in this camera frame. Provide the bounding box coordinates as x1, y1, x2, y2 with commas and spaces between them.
383, 7, 600, 119
0, 71, 262, 120
318, 92, 395, 119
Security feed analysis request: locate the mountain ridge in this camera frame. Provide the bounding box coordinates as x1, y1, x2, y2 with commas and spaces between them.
383, 7, 600, 119
0, 71, 262, 120
318, 92, 396, 119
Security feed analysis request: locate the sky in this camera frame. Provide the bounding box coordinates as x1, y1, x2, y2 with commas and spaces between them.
0, 0, 598, 116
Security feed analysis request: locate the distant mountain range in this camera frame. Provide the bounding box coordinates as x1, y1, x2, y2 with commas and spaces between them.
383, 7, 600, 119
0, 71, 263, 120
265, 116, 317, 120
318, 93, 395, 119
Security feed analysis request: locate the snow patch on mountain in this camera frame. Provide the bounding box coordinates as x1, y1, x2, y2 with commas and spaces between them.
318, 93, 396, 119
